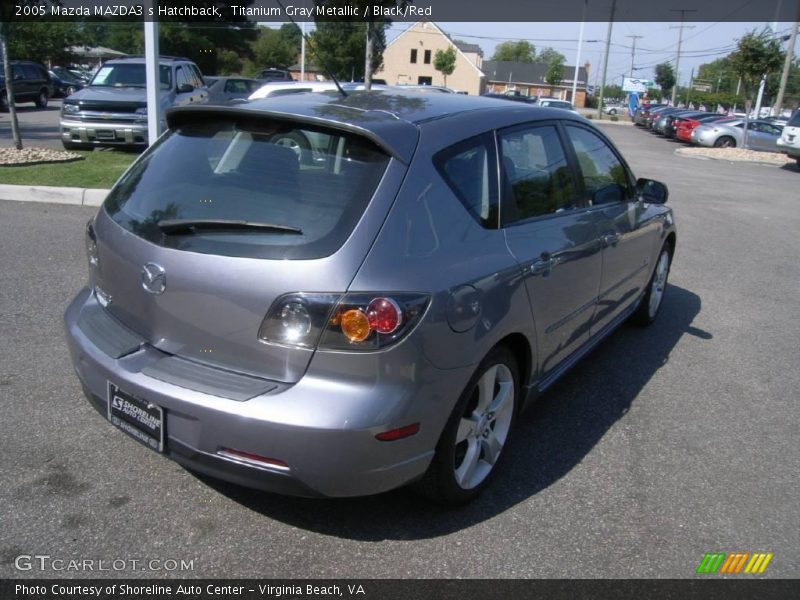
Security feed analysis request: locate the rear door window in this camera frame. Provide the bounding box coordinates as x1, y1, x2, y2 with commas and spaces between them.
498, 124, 576, 223
104, 120, 390, 259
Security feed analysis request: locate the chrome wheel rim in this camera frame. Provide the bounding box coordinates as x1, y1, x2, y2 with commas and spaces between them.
453, 363, 514, 490
648, 251, 670, 318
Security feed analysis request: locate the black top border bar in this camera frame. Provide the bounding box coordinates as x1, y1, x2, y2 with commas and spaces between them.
4, 0, 800, 23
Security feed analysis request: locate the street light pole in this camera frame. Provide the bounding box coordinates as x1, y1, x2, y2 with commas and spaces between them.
773, 4, 799, 118
597, 0, 617, 120
571, 0, 587, 107
143, 0, 162, 146
626, 34, 643, 77
669, 9, 697, 106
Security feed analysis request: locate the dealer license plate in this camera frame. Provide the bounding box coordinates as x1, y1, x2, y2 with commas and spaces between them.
107, 382, 164, 452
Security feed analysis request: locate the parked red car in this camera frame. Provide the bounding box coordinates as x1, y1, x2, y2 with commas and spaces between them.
676, 114, 734, 143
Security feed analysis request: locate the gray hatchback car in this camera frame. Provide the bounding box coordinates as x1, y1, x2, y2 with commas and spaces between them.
65, 90, 676, 504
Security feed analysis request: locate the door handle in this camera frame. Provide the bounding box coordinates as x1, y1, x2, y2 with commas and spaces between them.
531, 255, 560, 275
602, 233, 620, 247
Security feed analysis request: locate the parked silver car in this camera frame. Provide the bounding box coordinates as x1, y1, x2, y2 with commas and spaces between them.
65, 91, 676, 504
691, 119, 784, 150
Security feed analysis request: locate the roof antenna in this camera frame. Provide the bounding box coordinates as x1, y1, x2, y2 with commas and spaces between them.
272, 0, 348, 98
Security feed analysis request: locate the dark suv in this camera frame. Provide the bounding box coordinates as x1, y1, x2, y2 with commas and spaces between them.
0, 60, 54, 111
60, 56, 208, 150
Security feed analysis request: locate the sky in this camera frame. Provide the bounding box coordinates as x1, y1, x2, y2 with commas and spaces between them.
385, 21, 800, 88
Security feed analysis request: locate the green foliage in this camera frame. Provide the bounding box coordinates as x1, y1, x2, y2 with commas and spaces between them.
537, 47, 565, 64
545, 53, 565, 87
250, 26, 300, 70
216, 49, 242, 75
654, 63, 676, 95
603, 84, 623, 100
491, 41, 536, 63
729, 28, 784, 95
5, 22, 81, 64
610, 115, 619, 121
434, 46, 456, 86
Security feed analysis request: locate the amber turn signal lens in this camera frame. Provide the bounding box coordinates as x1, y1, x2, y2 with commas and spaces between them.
340, 309, 371, 343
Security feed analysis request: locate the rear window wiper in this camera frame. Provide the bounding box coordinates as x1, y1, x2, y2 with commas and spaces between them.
157, 219, 303, 235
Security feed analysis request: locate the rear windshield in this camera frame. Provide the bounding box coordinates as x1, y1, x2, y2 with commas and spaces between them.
104, 119, 390, 259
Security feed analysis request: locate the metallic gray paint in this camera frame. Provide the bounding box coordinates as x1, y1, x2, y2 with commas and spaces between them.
65, 92, 676, 497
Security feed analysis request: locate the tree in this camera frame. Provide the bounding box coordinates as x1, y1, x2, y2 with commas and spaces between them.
538, 47, 565, 65
491, 40, 535, 63
250, 26, 299, 70
4, 22, 80, 65
729, 28, 784, 97
434, 46, 456, 87
654, 63, 676, 98
545, 53, 566, 87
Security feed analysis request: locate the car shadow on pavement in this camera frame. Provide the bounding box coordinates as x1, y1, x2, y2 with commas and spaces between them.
196, 283, 707, 540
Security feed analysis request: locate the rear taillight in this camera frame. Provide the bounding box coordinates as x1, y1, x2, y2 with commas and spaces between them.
258, 292, 430, 351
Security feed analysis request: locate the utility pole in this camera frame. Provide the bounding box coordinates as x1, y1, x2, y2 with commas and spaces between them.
571, 0, 588, 106
597, 0, 617, 119
143, 0, 161, 146
300, 21, 306, 81
773, 3, 800, 118
626, 34, 643, 77
0, 22, 22, 149
669, 9, 696, 106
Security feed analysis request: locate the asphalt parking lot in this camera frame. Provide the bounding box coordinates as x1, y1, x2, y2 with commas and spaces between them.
0, 123, 798, 579
0, 100, 63, 150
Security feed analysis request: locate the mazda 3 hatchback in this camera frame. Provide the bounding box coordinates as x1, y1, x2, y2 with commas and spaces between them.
65, 90, 676, 504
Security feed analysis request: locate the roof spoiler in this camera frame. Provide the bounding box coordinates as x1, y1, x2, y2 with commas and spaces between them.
165, 104, 418, 164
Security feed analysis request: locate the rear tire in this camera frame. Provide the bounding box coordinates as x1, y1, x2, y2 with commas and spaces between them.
714, 136, 735, 148
270, 131, 311, 164
418, 347, 518, 505
632, 243, 672, 327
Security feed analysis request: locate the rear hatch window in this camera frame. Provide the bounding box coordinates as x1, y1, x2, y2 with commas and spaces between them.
104, 119, 390, 259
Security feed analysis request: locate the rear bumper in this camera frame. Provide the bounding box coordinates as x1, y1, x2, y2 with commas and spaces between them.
64, 288, 471, 498
60, 118, 148, 146
776, 138, 800, 158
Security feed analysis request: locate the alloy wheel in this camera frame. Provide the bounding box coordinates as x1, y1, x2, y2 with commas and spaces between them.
453, 363, 515, 490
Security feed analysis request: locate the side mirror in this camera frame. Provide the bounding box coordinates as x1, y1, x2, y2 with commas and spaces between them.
636, 178, 669, 204
177, 83, 194, 94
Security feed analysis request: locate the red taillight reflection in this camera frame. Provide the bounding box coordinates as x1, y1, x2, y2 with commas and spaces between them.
375, 423, 420, 442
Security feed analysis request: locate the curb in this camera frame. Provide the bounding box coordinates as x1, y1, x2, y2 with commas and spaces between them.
0, 184, 109, 207
673, 148, 793, 168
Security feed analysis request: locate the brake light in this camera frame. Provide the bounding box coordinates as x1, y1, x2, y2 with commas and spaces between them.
259, 292, 429, 351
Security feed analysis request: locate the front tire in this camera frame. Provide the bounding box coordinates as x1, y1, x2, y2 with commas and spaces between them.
35, 89, 49, 109
714, 136, 735, 148
632, 244, 672, 326
419, 347, 518, 505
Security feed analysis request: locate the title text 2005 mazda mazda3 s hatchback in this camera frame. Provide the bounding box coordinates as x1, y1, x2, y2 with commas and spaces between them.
65, 90, 676, 504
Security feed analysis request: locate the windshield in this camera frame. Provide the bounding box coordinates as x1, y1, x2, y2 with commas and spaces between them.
90, 64, 171, 90
104, 119, 390, 259
789, 110, 800, 127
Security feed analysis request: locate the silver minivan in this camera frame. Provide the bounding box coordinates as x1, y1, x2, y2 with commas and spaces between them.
65, 90, 676, 504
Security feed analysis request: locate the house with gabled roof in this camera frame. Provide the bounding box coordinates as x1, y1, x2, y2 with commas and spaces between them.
374, 21, 485, 95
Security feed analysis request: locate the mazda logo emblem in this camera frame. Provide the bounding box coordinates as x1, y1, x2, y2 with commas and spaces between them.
141, 263, 166, 295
